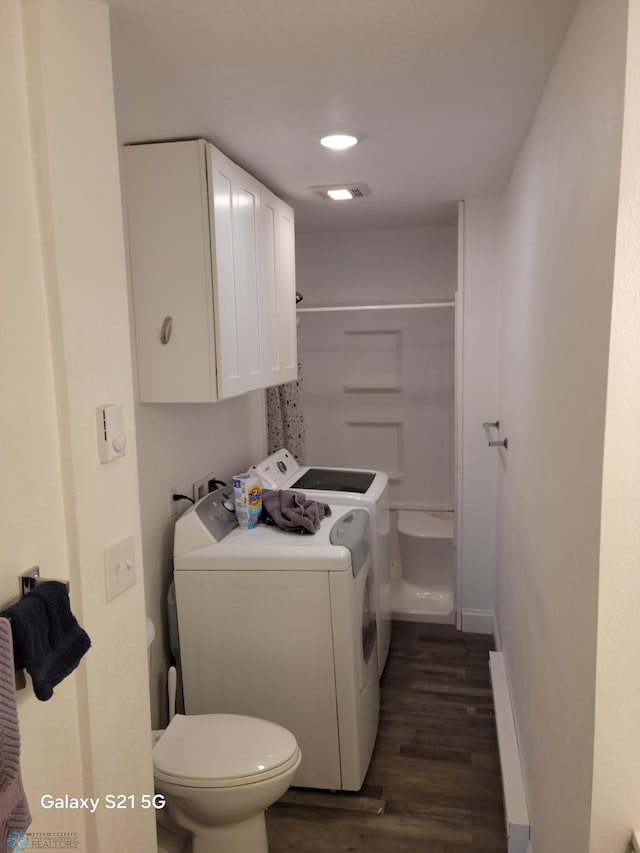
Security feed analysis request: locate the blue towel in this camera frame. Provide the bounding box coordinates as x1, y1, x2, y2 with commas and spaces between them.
1, 582, 91, 702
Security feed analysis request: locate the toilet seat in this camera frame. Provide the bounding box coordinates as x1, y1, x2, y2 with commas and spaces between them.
153, 714, 300, 789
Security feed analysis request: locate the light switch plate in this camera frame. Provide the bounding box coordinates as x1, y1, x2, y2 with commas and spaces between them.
105, 533, 136, 602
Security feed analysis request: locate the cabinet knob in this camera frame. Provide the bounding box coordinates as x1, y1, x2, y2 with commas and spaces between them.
160, 316, 173, 345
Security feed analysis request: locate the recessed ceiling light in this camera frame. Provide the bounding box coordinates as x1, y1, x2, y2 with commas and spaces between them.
326, 188, 354, 201
320, 134, 358, 150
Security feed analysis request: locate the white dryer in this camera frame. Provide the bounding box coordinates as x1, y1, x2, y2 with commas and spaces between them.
252, 448, 391, 676
173, 487, 380, 792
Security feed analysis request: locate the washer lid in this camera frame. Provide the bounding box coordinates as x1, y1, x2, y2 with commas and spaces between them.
291, 469, 375, 494
153, 714, 299, 784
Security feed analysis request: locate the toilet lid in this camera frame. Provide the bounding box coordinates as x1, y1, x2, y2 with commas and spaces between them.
153, 714, 299, 787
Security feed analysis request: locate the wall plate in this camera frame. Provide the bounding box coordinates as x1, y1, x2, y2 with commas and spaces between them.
192, 471, 218, 501
104, 533, 136, 602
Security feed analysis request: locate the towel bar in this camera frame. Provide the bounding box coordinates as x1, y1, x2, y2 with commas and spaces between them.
483, 420, 509, 450
19, 567, 70, 599
489, 438, 509, 449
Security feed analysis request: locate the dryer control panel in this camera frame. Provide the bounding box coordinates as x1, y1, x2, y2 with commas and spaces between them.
174, 486, 238, 555
195, 487, 238, 539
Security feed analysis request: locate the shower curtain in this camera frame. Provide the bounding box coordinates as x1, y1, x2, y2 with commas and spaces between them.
266, 317, 306, 463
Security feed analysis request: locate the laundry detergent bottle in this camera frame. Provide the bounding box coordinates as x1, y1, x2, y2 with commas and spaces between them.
232, 472, 263, 529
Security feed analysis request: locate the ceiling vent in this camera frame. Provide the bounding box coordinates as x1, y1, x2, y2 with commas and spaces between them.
309, 183, 372, 200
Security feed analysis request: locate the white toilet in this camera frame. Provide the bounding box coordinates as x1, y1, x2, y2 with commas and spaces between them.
147, 620, 301, 853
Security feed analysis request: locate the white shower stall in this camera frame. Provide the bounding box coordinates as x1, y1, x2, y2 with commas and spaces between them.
296, 226, 458, 625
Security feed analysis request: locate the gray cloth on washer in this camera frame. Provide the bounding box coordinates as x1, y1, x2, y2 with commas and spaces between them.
261, 489, 331, 534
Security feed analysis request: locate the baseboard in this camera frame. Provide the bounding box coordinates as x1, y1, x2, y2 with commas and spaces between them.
489, 652, 530, 853
461, 609, 494, 634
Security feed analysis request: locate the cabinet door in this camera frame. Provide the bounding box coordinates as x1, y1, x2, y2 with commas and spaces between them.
277, 197, 298, 382
207, 146, 264, 398
232, 165, 264, 393
260, 187, 298, 387
125, 141, 217, 402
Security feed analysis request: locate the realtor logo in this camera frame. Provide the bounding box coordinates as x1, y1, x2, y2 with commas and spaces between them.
7, 832, 29, 851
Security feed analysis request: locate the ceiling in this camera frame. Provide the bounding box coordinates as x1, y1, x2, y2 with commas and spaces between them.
109, 0, 579, 233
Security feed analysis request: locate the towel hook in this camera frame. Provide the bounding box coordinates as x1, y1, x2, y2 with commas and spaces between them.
483, 420, 509, 450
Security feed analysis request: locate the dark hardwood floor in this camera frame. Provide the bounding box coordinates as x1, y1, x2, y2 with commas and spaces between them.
266, 621, 507, 852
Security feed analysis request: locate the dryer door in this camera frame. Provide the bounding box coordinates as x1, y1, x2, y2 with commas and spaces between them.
327, 514, 380, 791
330, 509, 378, 686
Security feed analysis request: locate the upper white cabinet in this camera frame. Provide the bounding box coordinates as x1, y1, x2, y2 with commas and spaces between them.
124, 139, 297, 402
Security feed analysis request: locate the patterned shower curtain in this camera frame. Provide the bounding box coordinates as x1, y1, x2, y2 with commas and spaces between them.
266, 317, 306, 463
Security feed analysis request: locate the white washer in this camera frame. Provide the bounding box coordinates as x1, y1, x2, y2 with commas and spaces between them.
252, 448, 391, 676
173, 487, 380, 792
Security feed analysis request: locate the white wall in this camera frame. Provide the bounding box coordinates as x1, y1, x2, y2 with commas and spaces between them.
458, 200, 502, 633
0, 1, 86, 841
1, 1, 156, 850
495, 1, 626, 851
133, 394, 266, 727
590, 3, 640, 849
296, 227, 457, 304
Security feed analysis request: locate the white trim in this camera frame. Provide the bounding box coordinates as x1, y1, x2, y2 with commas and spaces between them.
493, 613, 502, 652
297, 300, 454, 313
455, 201, 465, 631
489, 652, 530, 853
461, 609, 493, 634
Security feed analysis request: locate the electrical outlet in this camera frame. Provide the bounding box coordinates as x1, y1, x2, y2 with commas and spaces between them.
105, 533, 136, 602
192, 471, 218, 501
169, 486, 180, 517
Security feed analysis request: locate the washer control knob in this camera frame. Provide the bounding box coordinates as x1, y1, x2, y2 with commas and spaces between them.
222, 500, 235, 512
